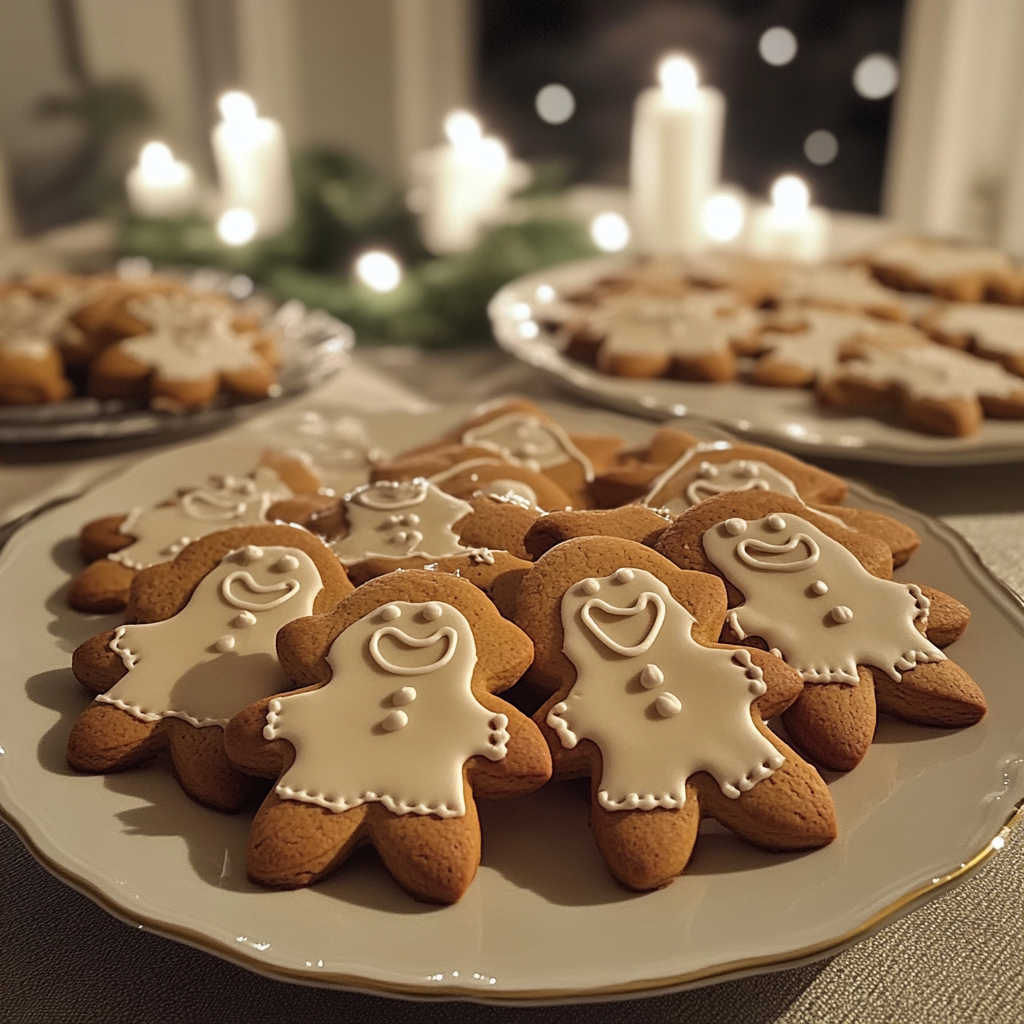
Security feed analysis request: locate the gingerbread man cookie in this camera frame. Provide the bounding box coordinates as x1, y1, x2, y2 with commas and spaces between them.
656, 492, 985, 770
224, 571, 551, 903
67, 525, 352, 810
514, 537, 836, 890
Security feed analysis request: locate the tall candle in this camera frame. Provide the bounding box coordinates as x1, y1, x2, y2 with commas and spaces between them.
409, 110, 524, 255
748, 175, 830, 261
630, 54, 726, 254
211, 91, 294, 238
125, 142, 198, 219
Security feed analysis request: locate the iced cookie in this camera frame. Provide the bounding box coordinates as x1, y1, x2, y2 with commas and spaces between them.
87, 290, 280, 409
372, 443, 574, 511
224, 571, 551, 903
514, 537, 836, 890
68, 451, 326, 614
816, 337, 1024, 436
589, 426, 703, 508
775, 264, 907, 320
0, 286, 78, 404
865, 237, 1024, 304
523, 505, 673, 560
920, 302, 1024, 378
67, 525, 352, 810
656, 493, 984, 770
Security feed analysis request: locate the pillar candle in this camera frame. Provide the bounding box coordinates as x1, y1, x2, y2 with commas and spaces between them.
211, 91, 294, 238
630, 54, 726, 254
125, 142, 198, 219
748, 175, 830, 261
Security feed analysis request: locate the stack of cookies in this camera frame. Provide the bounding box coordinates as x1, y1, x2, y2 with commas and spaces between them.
549, 240, 1024, 437
0, 272, 280, 410
62, 398, 986, 902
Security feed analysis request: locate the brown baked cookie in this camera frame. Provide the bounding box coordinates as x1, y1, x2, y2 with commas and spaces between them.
87, 291, 279, 410
372, 443, 574, 512
589, 426, 702, 508
513, 536, 836, 891
68, 451, 325, 615
67, 524, 352, 811
223, 571, 551, 903
0, 285, 78, 404
305, 481, 540, 584
774, 264, 907, 320
655, 492, 984, 771
523, 505, 673, 560
410, 399, 620, 509
423, 549, 534, 621
919, 302, 1024, 378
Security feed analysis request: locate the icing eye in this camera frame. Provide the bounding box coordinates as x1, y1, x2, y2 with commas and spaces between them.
580, 578, 600, 595
737, 461, 759, 478
381, 710, 408, 731
639, 664, 664, 689
273, 554, 300, 572
770, 647, 783, 659
233, 611, 257, 628
379, 604, 401, 622
613, 568, 635, 583
392, 686, 417, 706
810, 580, 829, 596
698, 461, 718, 479
724, 518, 747, 536
213, 635, 235, 653
385, 514, 402, 525
422, 602, 443, 621
766, 514, 787, 531
830, 605, 854, 624
239, 545, 263, 563
653, 692, 682, 718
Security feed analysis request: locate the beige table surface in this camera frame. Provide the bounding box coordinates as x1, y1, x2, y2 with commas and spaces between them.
2, 347, 1023, 1024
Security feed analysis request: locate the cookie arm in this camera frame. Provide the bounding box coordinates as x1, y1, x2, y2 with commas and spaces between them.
918, 585, 970, 647
71, 630, 127, 693
467, 696, 552, 797
223, 694, 302, 777
871, 660, 986, 726
79, 514, 133, 561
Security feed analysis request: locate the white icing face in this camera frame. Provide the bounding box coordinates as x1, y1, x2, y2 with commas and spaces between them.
122, 293, 263, 382
759, 309, 894, 376
0, 290, 80, 357
329, 479, 475, 565
428, 457, 545, 511
644, 450, 802, 515
97, 545, 322, 727
829, 344, 1024, 401
702, 514, 944, 684
933, 303, 1024, 356
264, 600, 509, 817
462, 413, 594, 481
111, 467, 293, 571
550, 568, 784, 811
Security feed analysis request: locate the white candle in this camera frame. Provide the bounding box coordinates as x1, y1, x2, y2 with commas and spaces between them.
125, 141, 198, 219
748, 175, 830, 261
408, 110, 525, 255
630, 54, 726, 254
211, 91, 294, 238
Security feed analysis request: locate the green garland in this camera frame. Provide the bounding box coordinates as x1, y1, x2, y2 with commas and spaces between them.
119, 147, 597, 346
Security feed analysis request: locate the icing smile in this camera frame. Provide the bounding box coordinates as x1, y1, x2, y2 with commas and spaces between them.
369, 626, 459, 676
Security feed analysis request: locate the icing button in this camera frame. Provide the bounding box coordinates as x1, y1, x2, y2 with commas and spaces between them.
698, 461, 718, 479
233, 611, 257, 628
830, 605, 854, 624
613, 568, 635, 583
422, 602, 444, 621
239, 545, 263, 563
580, 578, 601, 595
382, 710, 408, 732
654, 692, 682, 718
379, 604, 401, 622
393, 531, 409, 543
639, 664, 664, 689
273, 555, 300, 572
810, 580, 829, 596
392, 686, 417, 706
724, 517, 747, 536
403, 514, 420, 526
213, 635, 235, 653
766, 514, 787, 532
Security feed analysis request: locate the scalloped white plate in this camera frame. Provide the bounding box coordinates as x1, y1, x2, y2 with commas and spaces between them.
1, 404, 1023, 1004
490, 258, 1024, 466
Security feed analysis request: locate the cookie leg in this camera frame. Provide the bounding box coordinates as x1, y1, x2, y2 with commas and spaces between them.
248, 795, 369, 888
693, 734, 837, 850
872, 661, 986, 726
166, 720, 258, 812
781, 668, 877, 771
67, 703, 163, 772
368, 791, 482, 903
67, 560, 136, 614
590, 788, 700, 891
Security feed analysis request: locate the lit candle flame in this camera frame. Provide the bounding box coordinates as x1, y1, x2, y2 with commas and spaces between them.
703, 191, 746, 242
217, 208, 258, 246
355, 250, 403, 293
770, 175, 810, 221
139, 141, 174, 174
218, 91, 258, 124
658, 54, 699, 106
444, 110, 483, 150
